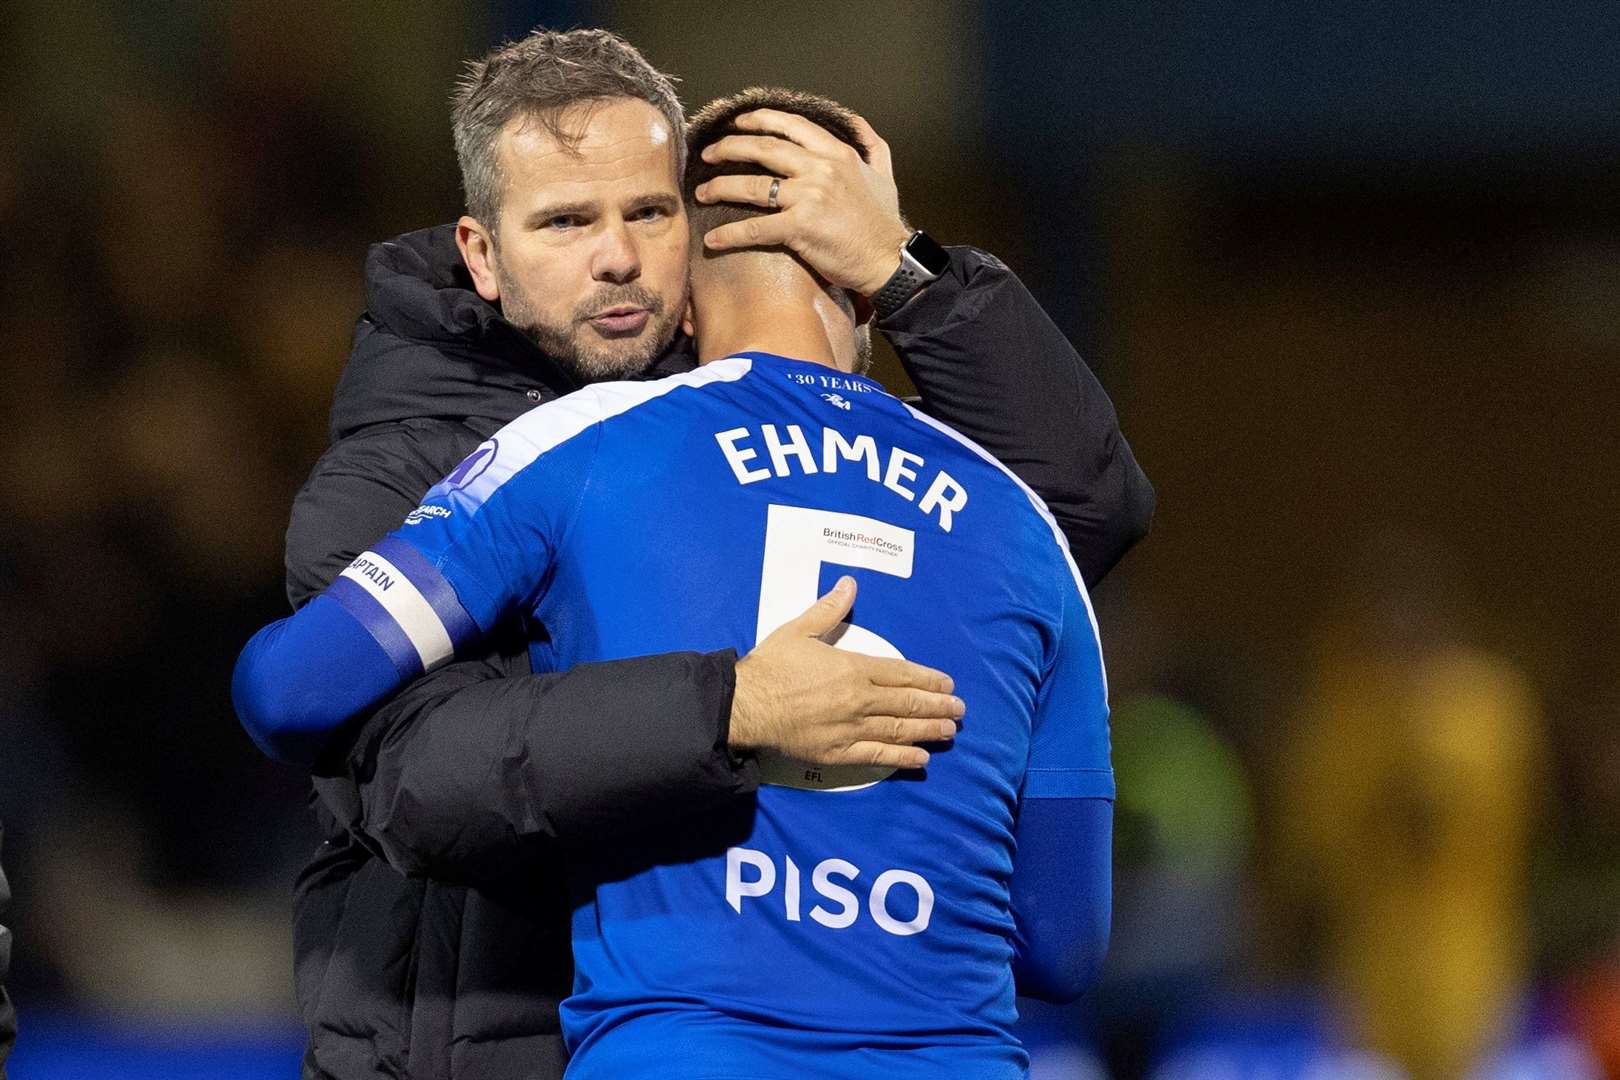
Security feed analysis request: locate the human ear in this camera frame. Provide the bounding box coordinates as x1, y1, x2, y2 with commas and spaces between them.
456, 216, 502, 303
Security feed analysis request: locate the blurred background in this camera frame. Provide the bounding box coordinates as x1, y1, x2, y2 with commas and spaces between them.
2, 1, 1618, 1077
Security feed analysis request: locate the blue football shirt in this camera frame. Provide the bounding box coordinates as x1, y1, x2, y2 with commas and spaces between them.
325, 352, 1112, 1080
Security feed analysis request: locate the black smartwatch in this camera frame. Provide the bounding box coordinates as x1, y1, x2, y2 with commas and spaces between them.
871, 230, 950, 320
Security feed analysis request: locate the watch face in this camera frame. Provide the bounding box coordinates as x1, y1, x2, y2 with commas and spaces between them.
905, 231, 951, 277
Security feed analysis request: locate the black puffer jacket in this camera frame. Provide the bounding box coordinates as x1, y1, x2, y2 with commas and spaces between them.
287, 224, 1151, 1079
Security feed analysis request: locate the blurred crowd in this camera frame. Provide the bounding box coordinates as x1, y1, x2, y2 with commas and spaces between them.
3, 4, 1619, 1079
0, 0, 472, 1016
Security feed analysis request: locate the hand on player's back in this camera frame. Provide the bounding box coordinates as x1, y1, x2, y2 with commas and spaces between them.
730, 577, 962, 770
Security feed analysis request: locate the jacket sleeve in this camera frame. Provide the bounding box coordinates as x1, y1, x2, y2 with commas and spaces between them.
286, 422, 757, 881
313, 639, 754, 884
879, 247, 1154, 587
285, 421, 461, 610
0, 821, 15, 1074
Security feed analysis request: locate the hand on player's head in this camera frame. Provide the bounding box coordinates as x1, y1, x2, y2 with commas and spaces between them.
686, 91, 912, 300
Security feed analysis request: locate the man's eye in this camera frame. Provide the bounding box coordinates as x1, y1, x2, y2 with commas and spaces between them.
629, 205, 664, 222
546, 216, 582, 230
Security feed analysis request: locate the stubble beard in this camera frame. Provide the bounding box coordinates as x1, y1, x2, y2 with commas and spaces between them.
498, 270, 687, 382
852, 323, 874, 376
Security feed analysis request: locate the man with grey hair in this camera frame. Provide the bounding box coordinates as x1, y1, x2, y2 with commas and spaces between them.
447, 28, 694, 382
272, 26, 1149, 1080
238, 85, 1114, 1078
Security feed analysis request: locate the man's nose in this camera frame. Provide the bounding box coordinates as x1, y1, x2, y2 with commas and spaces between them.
592, 220, 641, 284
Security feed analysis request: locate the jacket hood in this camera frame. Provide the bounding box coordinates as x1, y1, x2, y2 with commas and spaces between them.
326, 224, 695, 440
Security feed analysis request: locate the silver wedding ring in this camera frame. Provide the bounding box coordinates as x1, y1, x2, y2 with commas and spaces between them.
766, 177, 781, 210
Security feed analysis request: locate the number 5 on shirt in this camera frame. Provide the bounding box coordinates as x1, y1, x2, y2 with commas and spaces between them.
754, 504, 917, 792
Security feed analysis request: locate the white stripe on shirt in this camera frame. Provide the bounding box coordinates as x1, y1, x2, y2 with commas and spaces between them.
452, 357, 756, 511
901, 403, 1108, 699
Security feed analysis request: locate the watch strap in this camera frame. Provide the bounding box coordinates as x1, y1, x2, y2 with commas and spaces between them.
872, 233, 944, 320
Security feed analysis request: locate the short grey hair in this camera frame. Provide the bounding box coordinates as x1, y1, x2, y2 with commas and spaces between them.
451, 28, 686, 229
